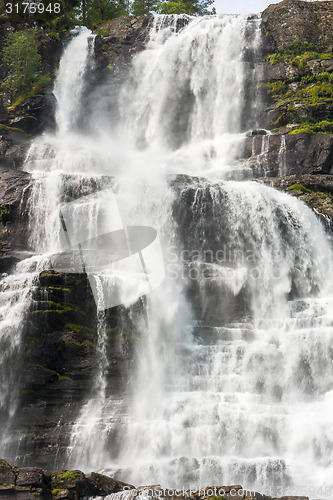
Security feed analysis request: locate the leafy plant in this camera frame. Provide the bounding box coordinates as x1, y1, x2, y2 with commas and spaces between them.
2, 29, 42, 99
288, 120, 333, 135
266, 41, 333, 69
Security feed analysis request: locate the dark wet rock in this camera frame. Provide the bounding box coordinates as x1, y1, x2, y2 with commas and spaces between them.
88, 472, 135, 495
244, 133, 333, 178
170, 175, 251, 326
8, 91, 57, 136
0, 459, 16, 486
93, 15, 150, 79
0, 168, 31, 272
0, 461, 134, 499
243, 131, 333, 226
0, 139, 31, 169
10, 268, 139, 468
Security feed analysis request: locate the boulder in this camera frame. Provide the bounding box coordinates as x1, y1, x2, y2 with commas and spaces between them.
244, 133, 333, 178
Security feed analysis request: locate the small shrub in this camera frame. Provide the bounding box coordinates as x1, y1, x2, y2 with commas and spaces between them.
2, 29, 42, 99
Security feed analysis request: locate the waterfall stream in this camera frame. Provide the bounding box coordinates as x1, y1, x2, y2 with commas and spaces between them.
1, 13, 333, 499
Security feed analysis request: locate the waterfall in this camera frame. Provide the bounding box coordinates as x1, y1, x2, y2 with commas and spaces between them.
53, 26, 93, 135
278, 135, 287, 180
1, 12, 333, 500
119, 14, 261, 179
0, 254, 51, 458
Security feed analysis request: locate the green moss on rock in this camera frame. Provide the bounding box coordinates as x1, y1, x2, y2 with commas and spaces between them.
287, 184, 313, 193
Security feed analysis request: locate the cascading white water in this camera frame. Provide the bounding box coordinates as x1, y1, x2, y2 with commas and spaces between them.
53, 26, 93, 135
101, 181, 333, 495
94, 15, 333, 497
24, 22, 190, 474
2, 12, 333, 500
0, 253, 52, 458
119, 14, 261, 180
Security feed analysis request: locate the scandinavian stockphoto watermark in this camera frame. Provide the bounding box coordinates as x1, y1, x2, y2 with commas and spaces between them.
48, 188, 289, 310
166, 245, 289, 282
50, 188, 165, 310
119, 484, 333, 499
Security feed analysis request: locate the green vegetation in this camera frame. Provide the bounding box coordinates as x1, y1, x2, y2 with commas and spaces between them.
0, 206, 12, 225
1, 29, 42, 99
259, 80, 286, 96
287, 184, 313, 193
0, 124, 27, 134
58, 375, 73, 382
56, 471, 81, 481
27, 364, 73, 383
261, 56, 333, 130
266, 41, 333, 70
64, 323, 93, 334
156, 0, 214, 14
82, 0, 128, 26
286, 185, 333, 209
302, 72, 333, 84
288, 120, 333, 135
52, 489, 69, 496
298, 83, 333, 104
0, 0, 215, 24
8, 75, 52, 111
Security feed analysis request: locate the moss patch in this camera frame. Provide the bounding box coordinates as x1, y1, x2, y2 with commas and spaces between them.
27, 364, 73, 383
52, 489, 69, 496
287, 184, 313, 193
55, 471, 81, 481
266, 41, 333, 69
0, 124, 27, 135
8, 74, 52, 112
288, 120, 333, 135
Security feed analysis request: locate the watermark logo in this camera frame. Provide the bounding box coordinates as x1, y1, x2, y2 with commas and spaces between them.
50, 188, 165, 310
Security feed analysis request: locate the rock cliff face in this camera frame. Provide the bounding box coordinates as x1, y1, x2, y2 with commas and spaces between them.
262, 0, 333, 53
0, 168, 31, 272
244, 0, 333, 225
0, 0, 333, 477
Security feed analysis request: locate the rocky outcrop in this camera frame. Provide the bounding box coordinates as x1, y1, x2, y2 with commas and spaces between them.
243, 130, 333, 226
244, 131, 333, 177
0, 168, 31, 272
0, 459, 134, 499
93, 16, 150, 79
244, 0, 333, 222
262, 0, 333, 53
